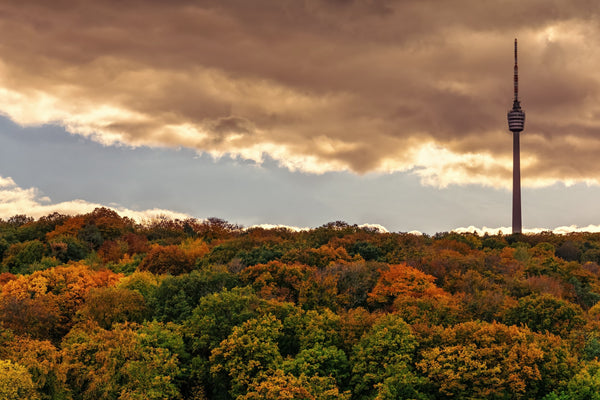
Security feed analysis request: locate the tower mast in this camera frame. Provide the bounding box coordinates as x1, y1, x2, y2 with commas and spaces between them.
507, 38, 525, 234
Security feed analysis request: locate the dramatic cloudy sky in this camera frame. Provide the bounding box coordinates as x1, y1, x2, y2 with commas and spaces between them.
0, 0, 600, 233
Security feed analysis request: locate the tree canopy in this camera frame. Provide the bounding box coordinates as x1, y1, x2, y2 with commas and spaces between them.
1, 209, 600, 399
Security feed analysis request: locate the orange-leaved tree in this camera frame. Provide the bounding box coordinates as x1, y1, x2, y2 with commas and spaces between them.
241, 261, 316, 303
368, 263, 447, 309
137, 244, 196, 275
0, 264, 121, 340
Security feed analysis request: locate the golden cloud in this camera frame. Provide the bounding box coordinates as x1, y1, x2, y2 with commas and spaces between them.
0, 0, 598, 188
0, 175, 190, 222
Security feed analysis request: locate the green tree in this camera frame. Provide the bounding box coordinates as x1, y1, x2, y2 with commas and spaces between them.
351, 314, 425, 400
151, 268, 239, 323
544, 360, 600, 400
350, 241, 382, 261
118, 271, 161, 299
2, 240, 46, 274
289, 308, 343, 350
209, 314, 284, 399
49, 236, 89, 263
504, 293, 586, 336
186, 287, 269, 353
185, 287, 297, 396
563, 360, 600, 399
282, 344, 350, 388
77, 223, 104, 250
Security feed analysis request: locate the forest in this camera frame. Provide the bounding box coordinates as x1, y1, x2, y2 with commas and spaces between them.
2, 207, 600, 399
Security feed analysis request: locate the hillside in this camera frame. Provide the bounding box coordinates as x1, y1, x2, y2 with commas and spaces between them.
2, 208, 600, 399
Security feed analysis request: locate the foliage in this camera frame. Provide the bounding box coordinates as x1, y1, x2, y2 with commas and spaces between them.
77, 286, 149, 329
241, 261, 314, 303
2, 240, 46, 274
0, 264, 121, 340
1, 336, 68, 399
240, 370, 350, 400
504, 293, 586, 336
138, 244, 196, 275
368, 263, 447, 308
61, 321, 182, 400
3, 211, 600, 399
282, 344, 350, 387
0, 359, 39, 400
351, 314, 424, 399
415, 321, 577, 399
209, 314, 283, 399
150, 267, 239, 323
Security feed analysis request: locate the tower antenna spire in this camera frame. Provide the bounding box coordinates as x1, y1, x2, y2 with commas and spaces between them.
514, 38, 519, 102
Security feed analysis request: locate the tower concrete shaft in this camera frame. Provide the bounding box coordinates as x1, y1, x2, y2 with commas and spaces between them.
513, 131, 521, 233
507, 38, 525, 234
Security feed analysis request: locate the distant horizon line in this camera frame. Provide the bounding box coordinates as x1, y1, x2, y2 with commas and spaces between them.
3, 203, 600, 236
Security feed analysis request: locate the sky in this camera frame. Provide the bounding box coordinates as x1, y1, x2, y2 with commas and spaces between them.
1, 0, 600, 234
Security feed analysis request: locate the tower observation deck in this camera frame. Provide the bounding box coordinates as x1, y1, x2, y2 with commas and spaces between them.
507, 38, 525, 234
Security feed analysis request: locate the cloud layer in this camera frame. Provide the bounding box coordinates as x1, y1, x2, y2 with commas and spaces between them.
454, 225, 600, 236
0, 176, 189, 222
0, 0, 599, 187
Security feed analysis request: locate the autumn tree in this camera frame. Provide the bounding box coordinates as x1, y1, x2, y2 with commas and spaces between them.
78, 286, 149, 329
84, 207, 134, 241
61, 321, 182, 400
297, 270, 340, 311
2, 336, 68, 400
241, 261, 315, 303
241, 371, 350, 400
337, 307, 378, 353
325, 261, 381, 309
140, 217, 188, 245
0, 359, 39, 400
392, 293, 464, 326
282, 245, 354, 269
416, 321, 577, 399
46, 216, 86, 241
444, 269, 514, 322
0, 294, 61, 340
138, 244, 196, 275
368, 263, 447, 309
0, 264, 121, 340
97, 239, 128, 263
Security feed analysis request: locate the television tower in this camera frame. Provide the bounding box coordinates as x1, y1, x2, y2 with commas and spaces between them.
507, 38, 525, 234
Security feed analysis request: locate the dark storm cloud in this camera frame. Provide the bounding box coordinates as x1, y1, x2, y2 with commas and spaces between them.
0, 0, 598, 186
